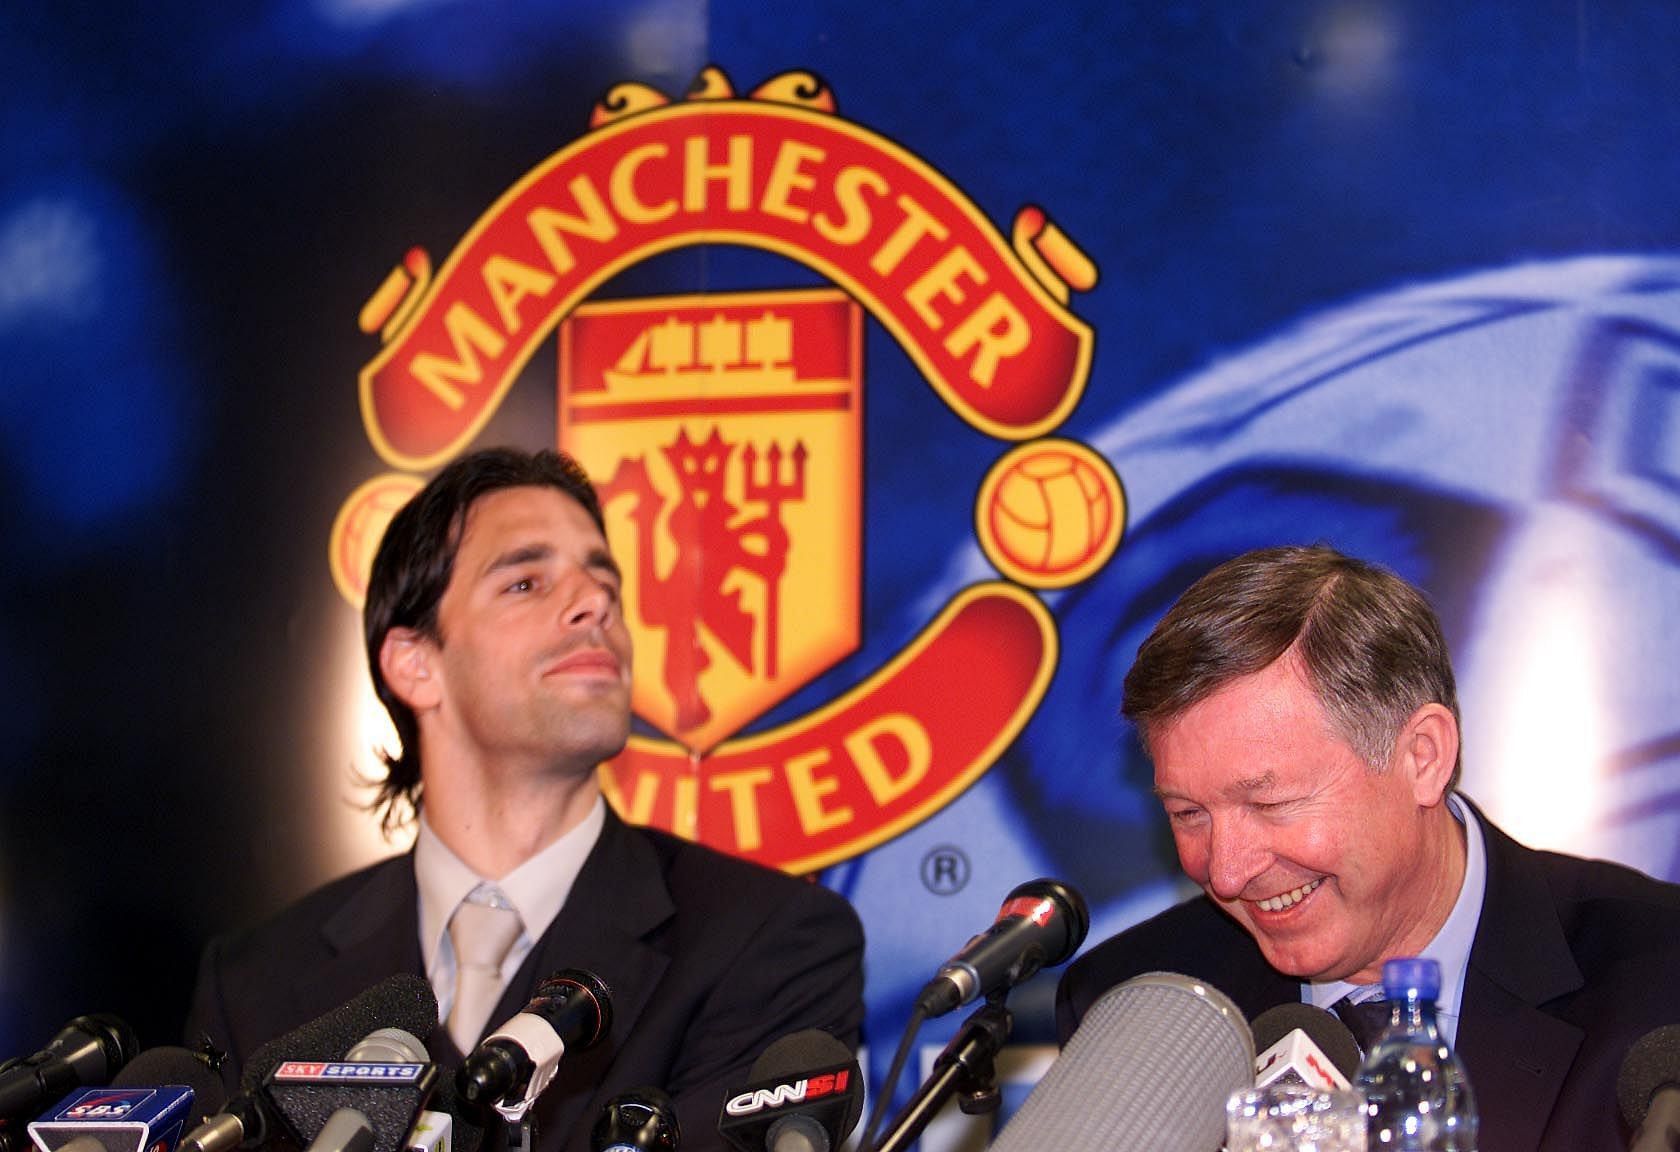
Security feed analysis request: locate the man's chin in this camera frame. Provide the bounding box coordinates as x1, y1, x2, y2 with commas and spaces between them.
1240, 920, 1343, 982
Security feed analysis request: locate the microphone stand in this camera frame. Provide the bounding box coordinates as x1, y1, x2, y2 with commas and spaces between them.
871, 998, 1012, 1152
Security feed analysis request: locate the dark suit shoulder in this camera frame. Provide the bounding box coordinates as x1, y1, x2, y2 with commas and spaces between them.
632, 822, 863, 938
1532, 846, 1680, 987
206, 854, 412, 971
1534, 845, 1680, 913
184, 853, 417, 1088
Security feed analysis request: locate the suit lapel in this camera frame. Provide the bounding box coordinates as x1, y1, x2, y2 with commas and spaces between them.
497, 809, 674, 1148
305, 855, 427, 1030
1455, 809, 1583, 1151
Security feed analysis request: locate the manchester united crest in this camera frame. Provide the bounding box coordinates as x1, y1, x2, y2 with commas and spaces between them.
330, 65, 1121, 871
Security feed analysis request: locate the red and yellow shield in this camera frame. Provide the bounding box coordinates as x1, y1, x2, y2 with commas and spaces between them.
558, 288, 863, 754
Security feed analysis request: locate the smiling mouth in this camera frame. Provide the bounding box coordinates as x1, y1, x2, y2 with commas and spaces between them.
1254, 877, 1323, 913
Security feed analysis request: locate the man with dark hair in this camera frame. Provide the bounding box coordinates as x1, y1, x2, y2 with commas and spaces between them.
1057, 544, 1680, 1152
187, 447, 864, 1152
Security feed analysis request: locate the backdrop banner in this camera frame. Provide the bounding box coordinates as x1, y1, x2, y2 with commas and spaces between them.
5, 5, 1679, 1148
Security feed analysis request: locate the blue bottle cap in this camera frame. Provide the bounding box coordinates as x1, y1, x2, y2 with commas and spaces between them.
1381, 956, 1441, 1000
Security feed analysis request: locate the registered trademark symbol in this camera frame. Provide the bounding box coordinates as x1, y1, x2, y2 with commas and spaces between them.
920, 845, 971, 895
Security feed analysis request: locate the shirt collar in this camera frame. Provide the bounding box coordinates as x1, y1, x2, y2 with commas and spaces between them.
1306, 791, 1486, 1038
414, 796, 607, 978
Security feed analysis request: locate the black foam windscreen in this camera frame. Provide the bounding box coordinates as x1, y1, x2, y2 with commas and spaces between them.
244, 974, 438, 1087
264, 1081, 436, 1152
1250, 1002, 1362, 1080
1617, 1023, 1680, 1129
748, 1030, 851, 1079
745, 1030, 863, 1137
113, 1047, 228, 1126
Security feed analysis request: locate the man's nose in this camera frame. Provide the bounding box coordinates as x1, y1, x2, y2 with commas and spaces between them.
1205, 811, 1267, 901
560, 573, 615, 627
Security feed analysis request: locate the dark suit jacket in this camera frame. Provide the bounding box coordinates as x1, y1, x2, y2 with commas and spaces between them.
1056, 807, 1680, 1152
186, 807, 865, 1152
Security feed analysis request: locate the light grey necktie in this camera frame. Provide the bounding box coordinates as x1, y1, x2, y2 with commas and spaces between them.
446, 895, 524, 1052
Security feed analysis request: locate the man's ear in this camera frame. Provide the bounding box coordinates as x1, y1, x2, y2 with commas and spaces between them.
1398, 702, 1459, 806
380, 627, 441, 712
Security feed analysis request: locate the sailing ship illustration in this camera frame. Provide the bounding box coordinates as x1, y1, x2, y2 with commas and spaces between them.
605, 311, 797, 389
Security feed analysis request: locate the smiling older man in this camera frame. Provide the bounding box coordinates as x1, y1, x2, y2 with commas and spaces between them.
1056, 544, 1680, 1152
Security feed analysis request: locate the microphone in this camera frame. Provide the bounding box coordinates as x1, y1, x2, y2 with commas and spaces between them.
0, 1016, 140, 1122
1249, 1003, 1359, 1091
455, 970, 613, 1123
986, 971, 1255, 1152
180, 973, 439, 1152
591, 1087, 679, 1152
716, 1031, 861, 1152
1618, 1024, 1680, 1152
913, 879, 1089, 1017
24, 1047, 226, 1152
402, 1074, 483, 1152
265, 1027, 436, 1152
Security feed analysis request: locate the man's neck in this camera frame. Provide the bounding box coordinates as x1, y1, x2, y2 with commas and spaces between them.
1350, 802, 1469, 985
421, 764, 602, 879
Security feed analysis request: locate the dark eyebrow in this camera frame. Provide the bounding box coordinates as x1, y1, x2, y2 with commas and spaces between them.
482, 543, 621, 583
483, 543, 552, 577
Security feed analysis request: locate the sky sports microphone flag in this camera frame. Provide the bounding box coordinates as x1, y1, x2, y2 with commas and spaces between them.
263, 1054, 436, 1152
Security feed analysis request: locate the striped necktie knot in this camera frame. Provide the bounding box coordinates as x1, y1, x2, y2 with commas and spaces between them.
1331, 988, 1396, 1054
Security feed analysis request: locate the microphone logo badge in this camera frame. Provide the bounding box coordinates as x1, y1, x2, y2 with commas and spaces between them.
270, 1062, 429, 1083
724, 1069, 852, 1117
998, 895, 1055, 926
29, 1086, 197, 1152
60, 1090, 157, 1120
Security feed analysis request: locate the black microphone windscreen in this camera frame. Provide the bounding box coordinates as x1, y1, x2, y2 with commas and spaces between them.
987, 971, 1254, 1152
113, 1047, 228, 1124
0, 1015, 141, 1121
747, 1030, 853, 1080
1020, 879, 1091, 968
1617, 1023, 1680, 1129
591, 1086, 679, 1152
1250, 1003, 1362, 1080
244, 974, 438, 1088
59, 1016, 142, 1082
745, 1030, 862, 1137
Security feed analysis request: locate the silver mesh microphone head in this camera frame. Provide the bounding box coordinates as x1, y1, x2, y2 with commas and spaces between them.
988, 971, 1254, 1152
343, 1027, 429, 1064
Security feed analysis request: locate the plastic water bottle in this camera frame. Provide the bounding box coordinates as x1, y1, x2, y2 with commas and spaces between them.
1355, 957, 1478, 1150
